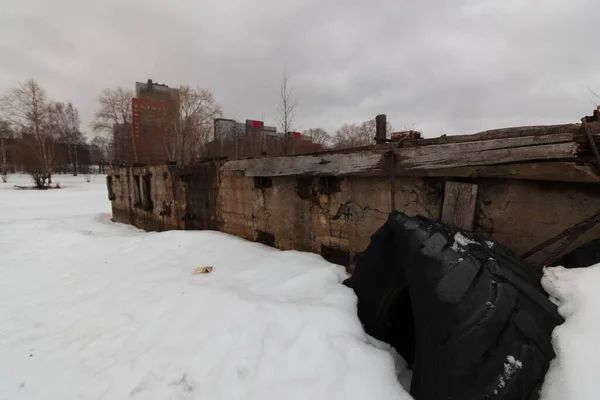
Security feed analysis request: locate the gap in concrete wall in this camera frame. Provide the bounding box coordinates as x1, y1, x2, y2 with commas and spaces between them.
295, 177, 316, 202
256, 231, 275, 247
133, 175, 141, 208
142, 174, 153, 211
321, 244, 350, 270
254, 177, 273, 189
318, 177, 343, 195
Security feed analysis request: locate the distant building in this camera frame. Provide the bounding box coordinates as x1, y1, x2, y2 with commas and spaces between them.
135, 79, 173, 97
131, 79, 180, 166
214, 118, 277, 141
208, 118, 322, 159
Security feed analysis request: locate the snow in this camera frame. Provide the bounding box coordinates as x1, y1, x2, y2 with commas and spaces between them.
0, 174, 411, 400
450, 232, 478, 252
541, 265, 600, 400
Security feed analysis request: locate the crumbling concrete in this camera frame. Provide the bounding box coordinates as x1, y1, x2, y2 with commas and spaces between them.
216, 171, 443, 270
107, 166, 600, 271
474, 179, 600, 266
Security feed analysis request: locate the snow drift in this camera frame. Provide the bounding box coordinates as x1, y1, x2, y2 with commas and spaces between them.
0, 175, 411, 400
540, 265, 600, 400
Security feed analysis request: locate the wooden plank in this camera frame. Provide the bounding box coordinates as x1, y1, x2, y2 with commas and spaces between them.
221, 151, 387, 177
441, 182, 478, 230
395, 141, 578, 170
395, 162, 600, 183
223, 134, 577, 177
396, 133, 576, 161
400, 124, 583, 147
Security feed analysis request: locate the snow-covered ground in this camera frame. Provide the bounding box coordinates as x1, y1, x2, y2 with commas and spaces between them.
541, 265, 600, 400
0, 174, 411, 400
2, 174, 599, 400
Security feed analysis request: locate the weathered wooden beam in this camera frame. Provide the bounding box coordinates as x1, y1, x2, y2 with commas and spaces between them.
396, 131, 575, 161
220, 129, 599, 183
391, 133, 578, 173
401, 123, 585, 147
221, 151, 387, 177
441, 182, 478, 230
395, 162, 600, 183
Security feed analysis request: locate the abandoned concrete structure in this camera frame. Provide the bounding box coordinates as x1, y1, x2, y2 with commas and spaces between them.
107, 110, 600, 271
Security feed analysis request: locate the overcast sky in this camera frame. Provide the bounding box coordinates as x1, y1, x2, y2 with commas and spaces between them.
1, 0, 599, 138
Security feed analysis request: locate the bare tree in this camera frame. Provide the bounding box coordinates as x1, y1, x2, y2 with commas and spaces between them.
90, 136, 110, 173
276, 70, 298, 154
332, 123, 366, 148
173, 85, 222, 164
332, 119, 393, 149
92, 87, 133, 164
302, 128, 331, 148
92, 87, 134, 132
51, 102, 84, 175
64, 103, 84, 175
0, 79, 54, 187
0, 120, 13, 182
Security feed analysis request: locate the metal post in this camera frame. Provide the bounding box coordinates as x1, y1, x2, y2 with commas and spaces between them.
376, 114, 387, 145
390, 146, 396, 211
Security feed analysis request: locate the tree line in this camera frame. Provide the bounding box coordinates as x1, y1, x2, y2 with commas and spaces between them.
0, 79, 95, 186
0, 75, 394, 187
302, 119, 394, 149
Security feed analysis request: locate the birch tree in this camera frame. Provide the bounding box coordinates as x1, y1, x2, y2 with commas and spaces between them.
276, 70, 298, 154
0, 79, 53, 187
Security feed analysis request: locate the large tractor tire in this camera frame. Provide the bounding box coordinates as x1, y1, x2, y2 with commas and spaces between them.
344, 211, 563, 400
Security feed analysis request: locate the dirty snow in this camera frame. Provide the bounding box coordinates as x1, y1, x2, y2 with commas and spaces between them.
450, 232, 478, 252
494, 355, 523, 395
0, 174, 411, 400
541, 265, 600, 400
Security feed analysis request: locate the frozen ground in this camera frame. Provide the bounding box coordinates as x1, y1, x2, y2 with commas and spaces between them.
0, 174, 411, 400
2, 174, 599, 400
541, 265, 600, 400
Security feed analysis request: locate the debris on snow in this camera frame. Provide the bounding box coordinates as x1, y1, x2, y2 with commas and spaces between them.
192, 266, 214, 274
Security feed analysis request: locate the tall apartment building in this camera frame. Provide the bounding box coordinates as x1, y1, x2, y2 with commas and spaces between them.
131, 79, 180, 165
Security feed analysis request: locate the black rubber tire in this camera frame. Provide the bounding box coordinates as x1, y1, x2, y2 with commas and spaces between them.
344, 211, 564, 400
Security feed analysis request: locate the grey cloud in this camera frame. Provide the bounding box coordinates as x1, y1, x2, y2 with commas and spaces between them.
1, 0, 599, 139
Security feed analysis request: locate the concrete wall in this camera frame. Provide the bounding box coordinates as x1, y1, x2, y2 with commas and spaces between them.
109, 165, 188, 231
473, 179, 600, 266
107, 165, 600, 271
217, 171, 442, 269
